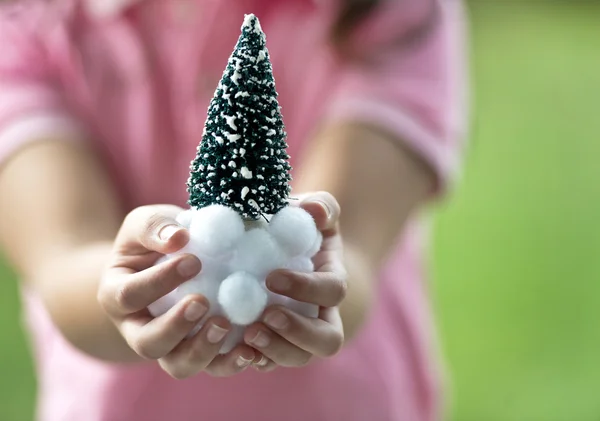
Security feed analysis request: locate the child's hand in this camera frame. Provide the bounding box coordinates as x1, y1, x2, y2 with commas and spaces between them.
244, 192, 347, 371
97, 205, 257, 379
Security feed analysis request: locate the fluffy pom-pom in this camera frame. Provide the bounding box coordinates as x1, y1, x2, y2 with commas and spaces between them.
285, 299, 319, 319
244, 217, 270, 230
148, 290, 179, 317
219, 271, 267, 325
306, 230, 323, 258
148, 204, 324, 351
177, 275, 221, 317
176, 209, 195, 229
187, 205, 244, 258
285, 256, 314, 273
231, 228, 285, 277
269, 206, 318, 257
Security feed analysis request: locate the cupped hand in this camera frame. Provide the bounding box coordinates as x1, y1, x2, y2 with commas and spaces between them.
245, 192, 347, 371
97, 205, 257, 379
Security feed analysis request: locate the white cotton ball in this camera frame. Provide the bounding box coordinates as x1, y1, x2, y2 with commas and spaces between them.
178, 270, 228, 339
148, 290, 179, 317
176, 209, 195, 229
218, 271, 267, 325
231, 228, 285, 277
287, 299, 319, 318
269, 206, 318, 257
306, 230, 323, 258
244, 217, 270, 231
177, 274, 222, 317
187, 205, 244, 258
152, 254, 172, 266
285, 256, 314, 273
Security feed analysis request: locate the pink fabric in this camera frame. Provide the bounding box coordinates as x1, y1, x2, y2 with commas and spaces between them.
0, 1, 468, 420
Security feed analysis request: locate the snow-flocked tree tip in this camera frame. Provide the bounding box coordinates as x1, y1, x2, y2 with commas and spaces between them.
187, 14, 292, 220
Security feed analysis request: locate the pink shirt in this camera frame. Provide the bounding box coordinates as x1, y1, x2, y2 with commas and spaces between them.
0, 1, 468, 420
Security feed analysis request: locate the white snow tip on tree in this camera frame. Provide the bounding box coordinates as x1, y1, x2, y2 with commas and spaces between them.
243, 14, 262, 34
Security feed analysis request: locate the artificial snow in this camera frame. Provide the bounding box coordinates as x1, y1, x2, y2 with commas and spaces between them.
226, 133, 240, 142
175, 209, 194, 229
285, 255, 315, 273
241, 186, 250, 200
269, 206, 319, 257
248, 199, 261, 212
231, 59, 243, 86
243, 14, 264, 35
218, 272, 267, 325
225, 115, 237, 131
148, 204, 321, 353
240, 166, 252, 179
186, 205, 245, 258
231, 228, 285, 277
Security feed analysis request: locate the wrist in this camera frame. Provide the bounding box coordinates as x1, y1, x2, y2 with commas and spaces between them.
338, 243, 375, 344
31, 242, 143, 363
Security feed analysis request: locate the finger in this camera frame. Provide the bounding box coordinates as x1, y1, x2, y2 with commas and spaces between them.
102, 254, 201, 314
117, 205, 190, 256
204, 345, 257, 377
158, 317, 232, 379
120, 294, 209, 360
266, 269, 347, 308
244, 324, 313, 367
261, 306, 344, 358
297, 191, 341, 233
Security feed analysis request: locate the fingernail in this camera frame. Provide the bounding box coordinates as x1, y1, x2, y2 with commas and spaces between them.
264, 311, 289, 330
250, 330, 270, 348
177, 256, 201, 277
254, 355, 268, 367
268, 275, 291, 292
237, 355, 253, 368
158, 224, 180, 241
184, 301, 207, 322
313, 200, 332, 219
207, 324, 228, 344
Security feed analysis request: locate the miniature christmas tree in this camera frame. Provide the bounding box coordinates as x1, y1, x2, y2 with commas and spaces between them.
149, 15, 322, 353
187, 14, 292, 220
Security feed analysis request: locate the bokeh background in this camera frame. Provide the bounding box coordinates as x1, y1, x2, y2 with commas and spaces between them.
1, 1, 600, 420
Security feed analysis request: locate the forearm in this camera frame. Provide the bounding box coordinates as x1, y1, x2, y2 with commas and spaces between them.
30, 242, 143, 363
0, 141, 141, 362
338, 243, 375, 342
295, 121, 435, 342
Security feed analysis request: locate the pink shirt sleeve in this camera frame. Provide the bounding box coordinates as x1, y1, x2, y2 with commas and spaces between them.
326, 0, 469, 193
0, 5, 84, 167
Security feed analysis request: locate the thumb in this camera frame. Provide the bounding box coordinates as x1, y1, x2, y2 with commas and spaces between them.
116, 205, 190, 255
296, 191, 341, 233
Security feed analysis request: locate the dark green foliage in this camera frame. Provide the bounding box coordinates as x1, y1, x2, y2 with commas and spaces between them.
187, 14, 291, 220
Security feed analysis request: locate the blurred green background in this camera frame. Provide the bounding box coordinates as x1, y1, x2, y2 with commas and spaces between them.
1, 1, 600, 420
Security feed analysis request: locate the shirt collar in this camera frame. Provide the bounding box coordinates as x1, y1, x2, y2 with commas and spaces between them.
84, 0, 324, 18
84, 0, 145, 18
